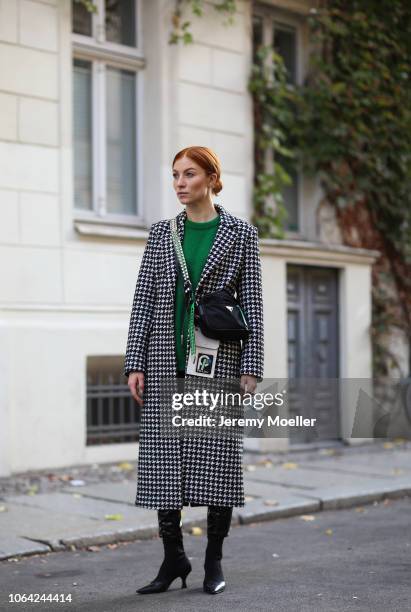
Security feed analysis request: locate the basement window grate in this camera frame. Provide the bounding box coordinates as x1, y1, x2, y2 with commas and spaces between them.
86, 356, 140, 445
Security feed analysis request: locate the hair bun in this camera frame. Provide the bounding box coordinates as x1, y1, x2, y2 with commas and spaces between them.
213, 178, 223, 195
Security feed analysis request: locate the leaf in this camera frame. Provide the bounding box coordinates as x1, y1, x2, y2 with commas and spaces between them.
281, 462, 298, 469
117, 462, 133, 471
190, 526, 203, 536
264, 499, 279, 507
392, 468, 404, 475
300, 514, 316, 521
325, 528, 333, 536
104, 514, 124, 521
393, 438, 406, 445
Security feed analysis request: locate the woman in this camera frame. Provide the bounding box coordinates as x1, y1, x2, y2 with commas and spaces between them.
124, 146, 264, 595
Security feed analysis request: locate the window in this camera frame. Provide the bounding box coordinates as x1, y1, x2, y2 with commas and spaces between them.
71, 0, 144, 224
87, 356, 141, 445
252, 6, 300, 234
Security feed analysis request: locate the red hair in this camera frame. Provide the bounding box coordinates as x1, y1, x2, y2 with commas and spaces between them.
172, 146, 223, 195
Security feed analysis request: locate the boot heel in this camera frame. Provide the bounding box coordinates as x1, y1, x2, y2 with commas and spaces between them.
181, 566, 191, 589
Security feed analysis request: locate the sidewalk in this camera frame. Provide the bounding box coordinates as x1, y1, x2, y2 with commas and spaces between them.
1, 439, 411, 562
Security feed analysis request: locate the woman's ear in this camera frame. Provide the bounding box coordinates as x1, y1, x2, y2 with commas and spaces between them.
209, 173, 217, 191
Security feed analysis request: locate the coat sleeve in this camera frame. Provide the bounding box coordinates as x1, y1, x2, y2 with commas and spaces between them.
124, 224, 159, 378
237, 225, 264, 383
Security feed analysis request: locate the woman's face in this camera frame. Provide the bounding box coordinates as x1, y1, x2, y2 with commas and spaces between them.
172, 156, 216, 205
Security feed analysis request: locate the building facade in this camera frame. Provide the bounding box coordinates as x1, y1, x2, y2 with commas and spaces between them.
0, 0, 378, 477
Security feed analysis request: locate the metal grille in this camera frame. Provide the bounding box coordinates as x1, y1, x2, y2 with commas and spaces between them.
86, 357, 140, 445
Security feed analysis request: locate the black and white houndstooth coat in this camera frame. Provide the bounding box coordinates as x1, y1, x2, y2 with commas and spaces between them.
124, 203, 264, 509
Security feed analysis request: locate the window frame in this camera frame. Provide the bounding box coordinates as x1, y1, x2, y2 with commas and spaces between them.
252, 3, 304, 238
71, 0, 146, 227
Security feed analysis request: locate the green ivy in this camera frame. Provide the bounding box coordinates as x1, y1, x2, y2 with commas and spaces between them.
249, 0, 411, 376
169, 0, 238, 45
248, 45, 299, 238
74, 0, 97, 13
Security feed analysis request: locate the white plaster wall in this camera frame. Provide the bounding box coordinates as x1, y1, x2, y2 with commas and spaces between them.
339, 263, 375, 443
174, 0, 253, 221
6, 310, 135, 473
0, 0, 63, 476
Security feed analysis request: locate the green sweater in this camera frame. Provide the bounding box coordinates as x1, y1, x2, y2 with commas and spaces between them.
175, 213, 221, 371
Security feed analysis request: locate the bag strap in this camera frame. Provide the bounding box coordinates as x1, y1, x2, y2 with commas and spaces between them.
170, 218, 196, 359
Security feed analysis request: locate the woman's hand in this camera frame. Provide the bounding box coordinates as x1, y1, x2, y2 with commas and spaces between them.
128, 371, 145, 406
240, 374, 257, 395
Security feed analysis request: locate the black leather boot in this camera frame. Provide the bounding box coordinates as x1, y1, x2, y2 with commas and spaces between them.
203, 505, 233, 595
136, 509, 192, 594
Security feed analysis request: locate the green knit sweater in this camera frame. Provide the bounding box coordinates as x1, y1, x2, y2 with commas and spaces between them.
174, 213, 221, 371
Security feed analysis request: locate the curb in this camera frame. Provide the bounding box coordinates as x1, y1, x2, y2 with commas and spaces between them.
1, 485, 411, 563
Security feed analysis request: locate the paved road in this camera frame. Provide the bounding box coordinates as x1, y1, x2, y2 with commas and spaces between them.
1, 496, 410, 612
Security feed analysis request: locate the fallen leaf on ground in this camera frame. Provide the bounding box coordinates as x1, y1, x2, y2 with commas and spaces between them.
245, 465, 256, 471
300, 515, 316, 521
264, 499, 279, 506
27, 485, 39, 495
392, 468, 404, 475
325, 528, 333, 536
256, 459, 273, 468
281, 462, 298, 469
87, 546, 100, 552
117, 462, 133, 471
104, 513, 123, 521
354, 506, 366, 513
0, 505, 7, 512
383, 442, 394, 449
72, 493, 83, 499
189, 526, 203, 536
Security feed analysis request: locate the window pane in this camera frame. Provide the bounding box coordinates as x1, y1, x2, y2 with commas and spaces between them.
278, 153, 299, 232
105, 0, 136, 46
73, 59, 93, 210
273, 24, 297, 84
106, 67, 137, 215
72, 1, 92, 36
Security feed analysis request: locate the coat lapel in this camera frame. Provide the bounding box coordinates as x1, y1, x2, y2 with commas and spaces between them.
162, 203, 238, 299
